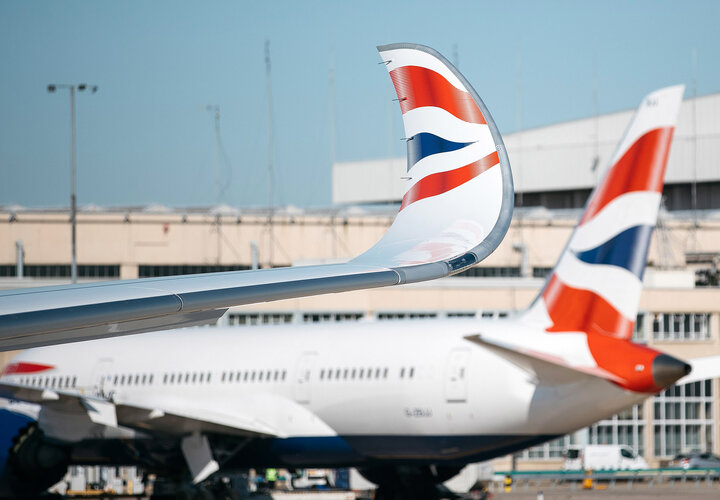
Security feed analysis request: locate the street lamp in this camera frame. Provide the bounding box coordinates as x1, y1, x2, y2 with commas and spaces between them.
47, 83, 98, 284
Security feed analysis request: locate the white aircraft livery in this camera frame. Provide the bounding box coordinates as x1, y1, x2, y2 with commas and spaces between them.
1, 44, 718, 499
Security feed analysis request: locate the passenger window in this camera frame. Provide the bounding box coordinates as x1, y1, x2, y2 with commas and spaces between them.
335, 369, 341, 379
320, 369, 325, 380
135, 375, 140, 384
282, 370, 286, 381
149, 374, 154, 384
206, 372, 211, 383
170, 374, 175, 384
400, 368, 405, 379
199, 373, 204, 383
221, 372, 226, 382
185, 373, 190, 383
120, 375, 125, 385
409, 367, 415, 379
266, 370, 271, 381
351, 368, 356, 379
251, 371, 256, 381
274, 370, 279, 381
327, 370, 333, 380
192, 373, 197, 383
358, 369, 364, 379
72, 376, 77, 387
244, 371, 249, 382
383, 368, 389, 379
142, 374, 147, 385
258, 371, 264, 382
343, 369, 349, 379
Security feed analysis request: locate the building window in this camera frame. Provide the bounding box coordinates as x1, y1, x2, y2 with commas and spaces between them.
451, 266, 521, 278
651, 313, 710, 341
138, 264, 250, 278
653, 379, 714, 457
533, 267, 553, 279
0, 264, 120, 279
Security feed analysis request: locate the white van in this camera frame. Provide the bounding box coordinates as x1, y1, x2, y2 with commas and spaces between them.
563, 445, 648, 471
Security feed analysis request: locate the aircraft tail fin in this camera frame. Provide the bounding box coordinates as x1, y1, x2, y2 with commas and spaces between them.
523, 85, 684, 341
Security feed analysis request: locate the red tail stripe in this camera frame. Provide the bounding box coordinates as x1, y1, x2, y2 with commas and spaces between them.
586, 334, 662, 393
1, 362, 55, 375
580, 127, 674, 224
543, 275, 634, 340
400, 151, 499, 210
389, 66, 487, 125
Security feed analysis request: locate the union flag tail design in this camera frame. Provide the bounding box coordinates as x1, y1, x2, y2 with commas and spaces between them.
525, 85, 684, 341
354, 44, 513, 275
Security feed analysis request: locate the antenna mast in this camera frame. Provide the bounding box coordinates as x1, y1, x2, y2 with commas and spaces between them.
265, 40, 275, 266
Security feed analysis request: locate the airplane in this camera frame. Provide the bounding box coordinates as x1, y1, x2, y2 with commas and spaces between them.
1, 44, 718, 500
0, 44, 513, 352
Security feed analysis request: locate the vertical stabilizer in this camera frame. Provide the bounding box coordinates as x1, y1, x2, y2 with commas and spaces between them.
524, 86, 684, 341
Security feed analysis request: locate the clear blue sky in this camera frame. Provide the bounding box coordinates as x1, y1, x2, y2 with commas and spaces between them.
1, 0, 718, 209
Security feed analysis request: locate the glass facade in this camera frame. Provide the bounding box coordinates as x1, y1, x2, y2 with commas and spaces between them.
653, 379, 714, 457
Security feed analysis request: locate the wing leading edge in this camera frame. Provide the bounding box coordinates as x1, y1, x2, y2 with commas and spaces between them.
0, 43, 513, 351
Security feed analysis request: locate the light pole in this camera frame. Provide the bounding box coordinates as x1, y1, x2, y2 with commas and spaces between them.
47, 83, 98, 284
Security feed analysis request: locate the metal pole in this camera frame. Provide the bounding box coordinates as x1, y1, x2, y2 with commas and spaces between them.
15, 240, 24, 279
265, 40, 275, 267
70, 85, 77, 284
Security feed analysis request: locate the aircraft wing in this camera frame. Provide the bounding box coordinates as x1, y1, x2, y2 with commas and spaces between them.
676, 355, 720, 385
0, 381, 336, 440
0, 43, 513, 351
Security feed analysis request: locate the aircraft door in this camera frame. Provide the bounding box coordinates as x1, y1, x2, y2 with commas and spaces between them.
91, 358, 114, 398
293, 352, 317, 404
444, 348, 470, 403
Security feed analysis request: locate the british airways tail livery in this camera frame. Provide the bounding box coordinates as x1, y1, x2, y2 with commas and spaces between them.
0, 49, 717, 499
0, 45, 513, 352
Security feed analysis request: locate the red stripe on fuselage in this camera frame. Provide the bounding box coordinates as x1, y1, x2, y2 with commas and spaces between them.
580, 127, 674, 224
1, 362, 55, 375
400, 151, 499, 210
543, 275, 634, 340
389, 66, 487, 124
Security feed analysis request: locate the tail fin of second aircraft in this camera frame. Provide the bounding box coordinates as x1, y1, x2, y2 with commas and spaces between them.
524, 85, 685, 340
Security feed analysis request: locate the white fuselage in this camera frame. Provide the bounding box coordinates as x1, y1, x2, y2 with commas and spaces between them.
1, 318, 645, 465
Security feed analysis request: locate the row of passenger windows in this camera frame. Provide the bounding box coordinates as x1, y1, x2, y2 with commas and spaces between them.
11, 365, 419, 390
317, 367, 415, 381
14, 375, 77, 389
163, 372, 212, 385
221, 370, 287, 383
112, 373, 155, 386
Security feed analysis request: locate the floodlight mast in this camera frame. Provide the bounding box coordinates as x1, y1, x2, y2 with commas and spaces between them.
47, 83, 98, 284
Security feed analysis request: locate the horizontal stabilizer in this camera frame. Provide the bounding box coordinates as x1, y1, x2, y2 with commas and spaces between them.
464, 334, 624, 385
676, 355, 720, 385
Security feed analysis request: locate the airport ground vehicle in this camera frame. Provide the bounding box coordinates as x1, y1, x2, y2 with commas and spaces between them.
669, 452, 720, 469
563, 445, 648, 471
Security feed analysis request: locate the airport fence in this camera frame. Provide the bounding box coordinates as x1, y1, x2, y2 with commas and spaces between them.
492, 468, 720, 491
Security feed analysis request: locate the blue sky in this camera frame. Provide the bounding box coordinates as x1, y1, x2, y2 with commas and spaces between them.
1, 0, 718, 209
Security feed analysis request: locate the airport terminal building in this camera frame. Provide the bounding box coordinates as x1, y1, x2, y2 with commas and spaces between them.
1, 92, 720, 469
